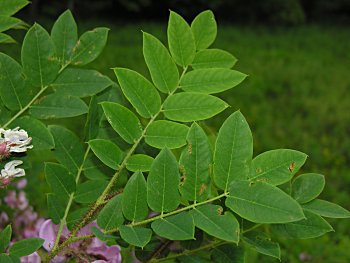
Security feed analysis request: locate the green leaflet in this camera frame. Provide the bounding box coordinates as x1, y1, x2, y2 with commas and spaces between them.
0, 255, 20, 263
30, 94, 88, 119
163, 92, 228, 122
151, 212, 194, 240
0, 32, 15, 44
9, 238, 44, 257
147, 148, 180, 213
89, 139, 123, 170
66, 208, 89, 231
83, 154, 113, 181
126, 154, 154, 172
0, 53, 29, 110
226, 180, 305, 224
84, 96, 100, 141
180, 68, 247, 94
179, 123, 211, 202
192, 49, 237, 69
122, 171, 148, 221
302, 199, 350, 218
242, 231, 280, 260
52, 69, 112, 98
168, 11, 196, 67
48, 125, 85, 174
45, 162, 76, 203
51, 10, 78, 65
145, 120, 189, 149
47, 193, 64, 224
97, 194, 124, 231
143, 32, 179, 93
0, 16, 22, 32
191, 10, 217, 50
21, 23, 60, 87
91, 227, 117, 243
11, 116, 55, 150
0, 0, 29, 16
191, 205, 239, 243
211, 244, 245, 263
250, 149, 308, 186
75, 180, 108, 204
101, 102, 143, 144
0, 225, 12, 253
272, 211, 333, 239
292, 173, 325, 204
213, 111, 253, 191
114, 68, 161, 118
119, 226, 152, 248
71, 27, 109, 66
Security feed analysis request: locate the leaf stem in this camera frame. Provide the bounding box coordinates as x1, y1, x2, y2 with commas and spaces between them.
2, 85, 49, 128
50, 145, 91, 258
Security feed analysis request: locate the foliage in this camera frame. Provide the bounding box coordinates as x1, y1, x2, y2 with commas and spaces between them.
0, 2, 349, 262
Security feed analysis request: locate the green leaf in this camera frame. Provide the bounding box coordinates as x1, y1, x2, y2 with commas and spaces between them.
292, 173, 325, 204
0, 254, 20, 263
168, 11, 196, 67
192, 49, 237, 69
114, 68, 161, 118
84, 96, 100, 141
179, 123, 211, 202
21, 23, 60, 87
71, 27, 109, 66
147, 148, 180, 213
180, 68, 246, 94
51, 10, 78, 65
211, 244, 245, 263
303, 199, 350, 218
101, 102, 143, 144
145, 120, 189, 149
30, 94, 88, 119
213, 111, 253, 191
9, 238, 44, 257
12, 116, 55, 150
0, 0, 29, 16
122, 171, 148, 221
191, 10, 217, 50
97, 194, 124, 230
0, 225, 11, 253
45, 162, 76, 202
126, 154, 154, 172
0, 16, 22, 34
226, 180, 305, 223
151, 212, 194, 240
119, 226, 152, 248
0, 53, 27, 110
91, 226, 117, 243
250, 149, 308, 186
272, 211, 333, 239
143, 32, 179, 93
75, 180, 108, 204
88, 139, 123, 170
49, 125, 85, 174
52, 69, 112, 98
242, 231, 280, 260
66, 207, 89, 230
83, 154, 113, 181
0, 33, 15, 44
191, 205, 239, 243
163, 92, 228, 122
47, 193, 65, 224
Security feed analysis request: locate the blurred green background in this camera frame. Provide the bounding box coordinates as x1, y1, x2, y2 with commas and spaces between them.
2, 0, 350, 262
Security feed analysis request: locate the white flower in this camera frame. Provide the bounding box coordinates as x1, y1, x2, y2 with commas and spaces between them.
0, 127, 33, 153
0, 160, 25, 186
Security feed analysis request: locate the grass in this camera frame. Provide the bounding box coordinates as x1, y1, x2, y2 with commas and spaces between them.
2, 22, 350, 262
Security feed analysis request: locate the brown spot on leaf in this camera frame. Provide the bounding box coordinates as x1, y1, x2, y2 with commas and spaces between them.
180, 176, 186, 186
199, 184, 207, 195
188, 143, 192, 155
256, 167, 262, 174
289, 162, 296, 172
217, 207, 223, 215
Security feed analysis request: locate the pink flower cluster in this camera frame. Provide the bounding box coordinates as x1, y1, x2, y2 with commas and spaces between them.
0, 180, 122, 262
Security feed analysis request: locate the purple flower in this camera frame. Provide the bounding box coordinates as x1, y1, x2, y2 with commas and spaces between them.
20, 252, 41, 263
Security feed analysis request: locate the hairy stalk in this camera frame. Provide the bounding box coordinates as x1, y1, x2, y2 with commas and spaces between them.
150, 240, 226, 262
2, 85, 49, 128
50, 67, 189, 258
49, 145, 91, 258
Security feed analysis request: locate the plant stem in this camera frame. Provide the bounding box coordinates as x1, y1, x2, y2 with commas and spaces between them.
50, 145, 91, 257
2, 85, 48, 128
